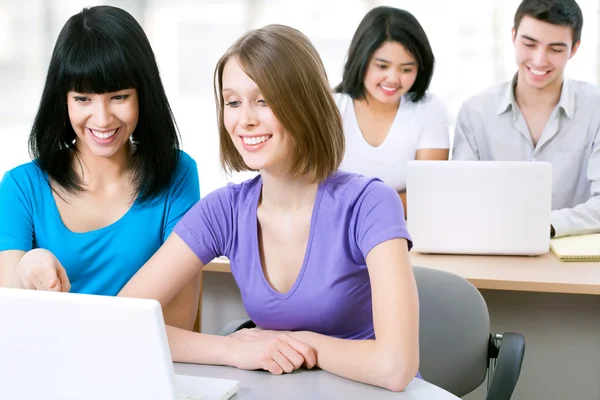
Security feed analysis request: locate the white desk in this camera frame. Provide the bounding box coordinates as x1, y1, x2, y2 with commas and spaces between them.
174, 363, 459, 399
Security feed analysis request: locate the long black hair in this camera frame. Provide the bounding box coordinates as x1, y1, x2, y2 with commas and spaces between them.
29, 5, 180, 202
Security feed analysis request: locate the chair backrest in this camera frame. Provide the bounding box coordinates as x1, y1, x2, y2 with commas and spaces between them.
414, 266, 490, 396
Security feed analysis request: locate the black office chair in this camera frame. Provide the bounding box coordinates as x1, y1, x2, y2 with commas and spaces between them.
218, 266, 525, 399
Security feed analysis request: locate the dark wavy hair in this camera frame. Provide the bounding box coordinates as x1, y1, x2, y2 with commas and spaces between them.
29, 5, 180, 202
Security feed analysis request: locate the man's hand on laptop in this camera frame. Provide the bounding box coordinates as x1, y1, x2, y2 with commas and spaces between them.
8, 249, 70, 292
228, 327, 317, 375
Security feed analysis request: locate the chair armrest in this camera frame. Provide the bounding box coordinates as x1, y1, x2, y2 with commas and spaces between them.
486, 332, 526, 400
217, 318, 256, 336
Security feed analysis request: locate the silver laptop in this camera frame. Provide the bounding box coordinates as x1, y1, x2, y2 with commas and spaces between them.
406, 160, 552, 255
0, 288, 239, 400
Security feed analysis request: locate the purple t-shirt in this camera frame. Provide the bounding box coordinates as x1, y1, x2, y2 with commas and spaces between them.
174, 171, 412, 339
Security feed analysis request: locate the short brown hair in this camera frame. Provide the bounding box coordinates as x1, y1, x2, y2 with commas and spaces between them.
214, 24, 344, 182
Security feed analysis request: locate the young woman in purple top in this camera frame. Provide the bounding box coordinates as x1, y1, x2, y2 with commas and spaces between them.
119, 24, 419, 391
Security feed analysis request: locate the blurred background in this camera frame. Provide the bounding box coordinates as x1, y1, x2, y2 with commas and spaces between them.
1, 0, 599, 196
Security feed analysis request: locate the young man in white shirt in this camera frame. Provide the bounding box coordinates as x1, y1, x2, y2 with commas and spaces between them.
453, 0, 600, 238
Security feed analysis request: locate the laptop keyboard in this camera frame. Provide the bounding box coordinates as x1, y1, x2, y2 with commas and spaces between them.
179, 394, 205, 400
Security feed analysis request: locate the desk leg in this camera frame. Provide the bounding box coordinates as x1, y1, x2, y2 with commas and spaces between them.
193, 270, 204, 333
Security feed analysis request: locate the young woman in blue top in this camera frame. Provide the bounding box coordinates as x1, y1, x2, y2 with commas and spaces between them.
0, 6, 200, 329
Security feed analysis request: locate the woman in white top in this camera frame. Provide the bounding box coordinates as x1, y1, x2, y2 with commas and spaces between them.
334, 6, 450, 217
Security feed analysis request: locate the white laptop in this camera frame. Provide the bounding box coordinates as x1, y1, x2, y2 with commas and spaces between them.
406, 160, 552, 255
0, 288, 239, 400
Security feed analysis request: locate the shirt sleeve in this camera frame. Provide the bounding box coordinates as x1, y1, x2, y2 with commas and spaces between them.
162, 152, 201, 241
172, 186, 234, 266
353, 179, 413, 258
452, 101, 481, 160
0, 170, 35, 251
551, 129, 600, 237
417, 94, 451, 150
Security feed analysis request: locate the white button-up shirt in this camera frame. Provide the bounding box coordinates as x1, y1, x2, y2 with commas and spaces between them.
452, 76, 600, 238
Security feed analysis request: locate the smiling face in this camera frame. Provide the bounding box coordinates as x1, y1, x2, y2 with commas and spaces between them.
362, 41, 418, 105
513, 16, 579, 91
67, 89, 138, 159
221, 57, 295, 174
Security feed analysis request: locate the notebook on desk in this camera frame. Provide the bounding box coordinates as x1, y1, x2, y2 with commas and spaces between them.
0, 288, 239, 400
550, 233, 600, 262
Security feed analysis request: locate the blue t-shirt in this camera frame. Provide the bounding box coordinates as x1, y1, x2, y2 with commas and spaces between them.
0, 150, 200, 295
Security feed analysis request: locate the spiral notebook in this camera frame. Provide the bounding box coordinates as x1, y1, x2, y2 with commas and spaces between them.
550, 233, 600, 262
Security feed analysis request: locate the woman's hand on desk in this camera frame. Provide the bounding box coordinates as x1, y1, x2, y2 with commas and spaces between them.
8, 249, 70, 292
228, 328, 317, 375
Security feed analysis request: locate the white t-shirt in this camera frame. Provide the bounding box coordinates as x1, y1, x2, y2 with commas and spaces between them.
335, 92, 450, 192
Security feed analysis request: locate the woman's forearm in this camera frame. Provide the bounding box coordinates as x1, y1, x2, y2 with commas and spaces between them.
289, 331, 417, 392
166, 325, 238, 366
0, 250, 24, 287
162, 274, 201, 331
